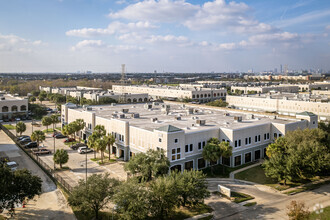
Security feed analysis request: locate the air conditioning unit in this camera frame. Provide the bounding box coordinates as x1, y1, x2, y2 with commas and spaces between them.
196, 119, 206, 126
234, 116, 242, 122
122, 109, 129, 113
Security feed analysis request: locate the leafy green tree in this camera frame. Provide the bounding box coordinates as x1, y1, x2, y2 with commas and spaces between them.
62, 124, 74, 139
68, 173, 119, 220
53, 149, 69, 169
113, 179, 150, 220
69, 122, 80, 140
29, 96, 36, 103
93, 125, 106, 137
318, 120, 330, 147
170, 170, 210, 206
38, 91, 47, 103
220, 141, 233, 173
0, 166, 42, 213
264, 129, 330, 184
88, 125, 106, 159
16, 121, 26, 136
31, 130, 46, 148
206, 99, 228, 107
42, 116, 52, 132
124, 149, 170, 181
149, 175, 178, 219
88, 133, 98, 159
105, 133, 115, 160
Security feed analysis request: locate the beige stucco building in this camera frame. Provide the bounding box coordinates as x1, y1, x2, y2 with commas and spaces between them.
61, 102, 316, 170
112, 85, 227, 103
0, 95, 28, 121
226, 94, 329, 121
231, 85, 300, 94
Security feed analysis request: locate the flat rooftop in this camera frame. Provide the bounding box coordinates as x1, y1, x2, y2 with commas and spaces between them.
246, 92, 328, 102
71, 103, 298, 132
115, 85, 225, 91
0, 95, 26, 101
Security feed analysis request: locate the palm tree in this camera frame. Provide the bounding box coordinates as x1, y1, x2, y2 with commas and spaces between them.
94, 125, 106, 137
105, 134, 115, 160
16, 121, 26, 136
42, 116, 52, 133
220, 141, 233, 174
75, 119, 85, 142
95, 139, 107, 163
50, 114, 60, 135
88, 134, 97, 159
53, 149, 69, 169
31, 130, 46, 149
202, 142, 221, 175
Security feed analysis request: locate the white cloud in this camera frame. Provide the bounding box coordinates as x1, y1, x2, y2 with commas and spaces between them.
109, 0, 199, 22
71, 39, 144, 52
184, 0, 276, 33
0, 33, 44, 53
66, 21, 157, 38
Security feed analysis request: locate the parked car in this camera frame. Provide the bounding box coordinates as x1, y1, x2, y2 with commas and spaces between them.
64, 138, 75, 143
32, 149, 51, 155
77, 146, 93, 154
55, 133, 67, 139
19, 138, 32, 144
52, 131, 59, 137
6, 161, 18, 171
17, 135, 30, 141
70, 143, 86, 150
24, 142, 38, 149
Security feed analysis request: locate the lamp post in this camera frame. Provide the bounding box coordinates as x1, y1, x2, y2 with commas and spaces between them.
85, 140, 87, 183
53, 136, 56, 171
15, 119, 17, 137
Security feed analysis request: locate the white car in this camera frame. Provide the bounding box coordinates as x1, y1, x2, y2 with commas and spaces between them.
77, 146, 93, 154
6, 161, 18, 171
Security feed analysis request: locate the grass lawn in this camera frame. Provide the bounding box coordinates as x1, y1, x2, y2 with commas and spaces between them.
243, 202, 257, 207
231, 191, 254, 203
235, 165, 325, 191
43, 128, 56, 133
202, 162, 256, 178
90, 157, 116, 165
3, 124, 16, 130
169, 203, 213, 220
284, 179, 330, 195
309, 206, 330, 220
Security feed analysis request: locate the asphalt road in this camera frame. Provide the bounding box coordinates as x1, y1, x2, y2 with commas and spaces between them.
0, 130, 75, 220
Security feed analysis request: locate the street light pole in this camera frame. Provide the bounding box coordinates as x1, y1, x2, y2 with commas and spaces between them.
53, 136, 56, 171
85, 149, 87, 183
15, 119, 17, 137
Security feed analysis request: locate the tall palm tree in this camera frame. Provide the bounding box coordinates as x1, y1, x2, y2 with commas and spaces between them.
202, 142, 221, 175
50, 114, 60, 135
87, 134, 97, 159
95, 139, 107, 163
105, 134, 115, 160
94, 125, 106, 137
220, 141, 233, 174
75, 119, 85, 142
31, 130, 46, 149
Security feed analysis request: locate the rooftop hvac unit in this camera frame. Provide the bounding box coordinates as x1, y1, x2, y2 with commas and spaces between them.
224, 113, 230, 116
111, 103, 116, 106
196, 119, 206, 126
132, 113, 140, 118
144, 104, 152, 109
175, 116, 181, 120
122, 109, 129, 113
187, 108, 194, 115
247, 114, 254, 119
119, 114, 125, 119
0, 97, 5, 100
234, 116, 242, 122
151, 118, 158, 122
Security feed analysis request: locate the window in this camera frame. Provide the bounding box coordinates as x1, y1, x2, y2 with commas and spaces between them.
198, 158, 206, 169
222, 139, 225, 142
198, 142, 202, 150
234, 155, 241, 166
202, 141, 206, 147
222, 157, 230, 166
172, 148, 181, 161
174, 138, 178, 143
279, 134, 282, 137
255, 150, 261, 160
235, 140, 238, 148
238, 139, 241, 147
267, 133, 270, 139
264, 133, 267, 140
249, 137, 251, 144
274, 133, 278, 138
245, 138, 248, 145
159, 138, 162, 142
190, 144, 193, 152
185, 161, 194, 170
258, 135, 260, 142
245, 153, 252, 163
185, 145, 189, 152
226, 140, 230, 143
255, 136, 258, 142
185, 144, 193, 152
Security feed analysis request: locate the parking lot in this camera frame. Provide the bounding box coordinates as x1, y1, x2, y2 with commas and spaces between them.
0, 130, 75, 219
4, 119, 128, 189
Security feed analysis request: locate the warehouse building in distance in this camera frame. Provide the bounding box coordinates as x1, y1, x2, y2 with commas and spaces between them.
112, 85, 227, 103
62, 102, 317, 170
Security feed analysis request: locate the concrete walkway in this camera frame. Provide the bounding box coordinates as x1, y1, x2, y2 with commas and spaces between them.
229, 161, 262, 179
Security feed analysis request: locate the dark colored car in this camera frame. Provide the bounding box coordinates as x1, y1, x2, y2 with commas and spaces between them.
20, 138, 32, 144
70, 143, 86, 150
32, 149, 51, 155
24, 142, 38, 149
55, 133, 67, 139
64, 138, 75, 143
17, 135, 30, 141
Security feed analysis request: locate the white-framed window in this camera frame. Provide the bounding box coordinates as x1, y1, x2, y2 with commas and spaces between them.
174, 138, 178, 143
185, 144, 193, 153
159, 138, 162, 142
171, 148, 181, 161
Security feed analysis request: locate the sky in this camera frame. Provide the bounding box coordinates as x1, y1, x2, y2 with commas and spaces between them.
0, 0, 330, 73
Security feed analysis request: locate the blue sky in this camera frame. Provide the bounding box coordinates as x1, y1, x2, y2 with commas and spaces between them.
0, 0, 329, 73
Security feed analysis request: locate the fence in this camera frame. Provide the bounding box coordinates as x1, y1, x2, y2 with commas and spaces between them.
0, 123, 75, 193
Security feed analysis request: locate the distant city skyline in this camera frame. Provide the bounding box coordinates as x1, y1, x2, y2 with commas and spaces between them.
0, 0, 330, 73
